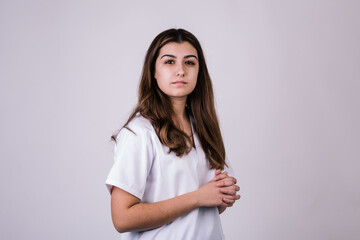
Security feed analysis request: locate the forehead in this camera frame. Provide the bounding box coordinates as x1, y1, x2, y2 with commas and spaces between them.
158, 41, 198, 57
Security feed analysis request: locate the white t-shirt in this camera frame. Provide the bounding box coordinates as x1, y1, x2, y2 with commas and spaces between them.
106, 114, 234, 240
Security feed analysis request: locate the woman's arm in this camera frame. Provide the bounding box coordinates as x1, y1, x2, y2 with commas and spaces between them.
111, 178, 240, 233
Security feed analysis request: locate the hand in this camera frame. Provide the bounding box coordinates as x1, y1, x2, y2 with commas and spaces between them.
213, 170, 240, 207
196, 178, 234, 208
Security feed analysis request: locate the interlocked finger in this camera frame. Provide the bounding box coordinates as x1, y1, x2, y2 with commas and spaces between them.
222, 197, 236, 204
216, 179, 237, 187
220, 185, 240, 195
213, 172, 228, 181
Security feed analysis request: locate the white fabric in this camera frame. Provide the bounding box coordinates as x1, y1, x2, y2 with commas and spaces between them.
105, 114, 234, 240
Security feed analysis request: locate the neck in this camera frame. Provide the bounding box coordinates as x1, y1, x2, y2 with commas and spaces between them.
170, 97, 187, 123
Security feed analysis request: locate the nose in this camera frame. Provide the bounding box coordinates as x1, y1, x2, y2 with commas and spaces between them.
177, 64, 185, 77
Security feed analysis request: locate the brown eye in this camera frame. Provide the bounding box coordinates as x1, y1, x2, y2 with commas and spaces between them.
165, 60, 175, 64
185, 61, 195, 65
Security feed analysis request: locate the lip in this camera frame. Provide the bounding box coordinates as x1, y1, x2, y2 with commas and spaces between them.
172, 81, 187, 84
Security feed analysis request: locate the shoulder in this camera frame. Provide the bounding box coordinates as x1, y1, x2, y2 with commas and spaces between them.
126, 114, 154, 134
115, 114, 154, 142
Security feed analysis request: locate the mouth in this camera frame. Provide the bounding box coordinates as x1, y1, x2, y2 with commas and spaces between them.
172, 81, 187, 85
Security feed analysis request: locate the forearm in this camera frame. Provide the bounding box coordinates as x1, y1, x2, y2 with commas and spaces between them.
218, 206, 227, 214
111, 175, 239, 233
114, 190, 199, 233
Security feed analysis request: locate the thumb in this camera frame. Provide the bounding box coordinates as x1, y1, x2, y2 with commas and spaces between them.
212, 169, 222, 180
215, 169, 222, 176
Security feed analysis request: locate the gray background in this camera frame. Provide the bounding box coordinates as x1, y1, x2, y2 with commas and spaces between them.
1, 0, 359, 239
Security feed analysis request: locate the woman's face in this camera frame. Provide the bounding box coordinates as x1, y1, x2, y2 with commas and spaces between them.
154, 41, 199, 102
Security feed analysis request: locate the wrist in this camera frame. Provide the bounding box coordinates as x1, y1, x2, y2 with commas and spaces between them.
189, 190, 201, 208
218, 205, 227, 214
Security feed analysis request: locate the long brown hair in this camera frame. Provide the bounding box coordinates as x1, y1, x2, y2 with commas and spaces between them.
112, 28, 227, 170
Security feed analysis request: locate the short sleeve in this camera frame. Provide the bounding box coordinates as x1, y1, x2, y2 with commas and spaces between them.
105, 122, 154, 200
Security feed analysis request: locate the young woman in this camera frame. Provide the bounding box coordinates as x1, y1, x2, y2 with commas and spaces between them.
106, 28, 240, 239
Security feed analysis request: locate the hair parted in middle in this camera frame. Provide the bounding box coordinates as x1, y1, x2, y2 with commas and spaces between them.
113, 28, 227, 170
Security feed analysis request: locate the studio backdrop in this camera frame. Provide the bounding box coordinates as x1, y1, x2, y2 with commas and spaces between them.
0, 0, 359, 239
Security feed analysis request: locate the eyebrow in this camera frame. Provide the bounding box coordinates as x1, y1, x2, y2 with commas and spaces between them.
161, 54, 198, 60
